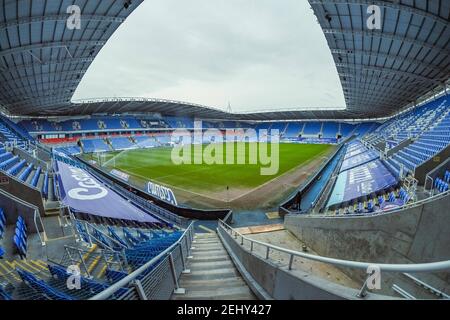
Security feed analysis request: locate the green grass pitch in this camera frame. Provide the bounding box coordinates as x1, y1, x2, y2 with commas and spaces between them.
89, 143, 332, 194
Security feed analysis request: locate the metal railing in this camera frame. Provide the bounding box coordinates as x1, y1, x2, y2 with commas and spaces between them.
89, 221, 194, 300
218, 219, 450, 273
218, 219, 450, 298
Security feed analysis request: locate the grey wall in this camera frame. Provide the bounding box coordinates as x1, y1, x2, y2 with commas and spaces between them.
284, 192, 450, 296
0, 171, 45, 221
415, 145, 450, 184
0, 189, 41, 233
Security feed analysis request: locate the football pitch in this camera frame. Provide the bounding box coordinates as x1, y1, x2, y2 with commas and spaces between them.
85, 142, 333, 205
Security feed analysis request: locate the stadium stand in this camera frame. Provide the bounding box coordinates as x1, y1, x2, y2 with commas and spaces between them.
284, 123, 302, 138
434, 170, 450, 193
0, 207, 6, 240
13, 216, 28, 259
321, 122, 339, 138
0, 0, 449, 302
134, 135, 159, 148
109, 137, 136, 151
81, 138, 111, 153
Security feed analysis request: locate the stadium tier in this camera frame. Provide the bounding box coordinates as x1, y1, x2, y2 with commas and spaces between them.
1, 0, 449, 303
1, 85, 450, 304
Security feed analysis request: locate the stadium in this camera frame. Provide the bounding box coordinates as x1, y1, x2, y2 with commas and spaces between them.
0, 0, 449, 303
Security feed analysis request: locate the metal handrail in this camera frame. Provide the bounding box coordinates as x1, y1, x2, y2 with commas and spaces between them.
218, 220, 450, 273
89, 221, 194, 300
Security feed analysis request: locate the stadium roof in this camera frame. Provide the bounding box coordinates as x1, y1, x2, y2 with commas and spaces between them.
0, 0, 449, 120
0, 0, 143, 115
58, 97, 358, 121
309, 0, 450, 118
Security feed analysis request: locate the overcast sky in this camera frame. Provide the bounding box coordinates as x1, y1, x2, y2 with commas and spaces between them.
73, 0, 346, 112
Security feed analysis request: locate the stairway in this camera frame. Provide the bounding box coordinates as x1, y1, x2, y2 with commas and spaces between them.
172, 232, 256, 300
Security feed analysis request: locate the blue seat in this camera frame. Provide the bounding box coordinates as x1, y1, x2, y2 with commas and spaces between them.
105, 269, 129, 282
13, 217, 27, 259
31, 167, 41, 187
0, 208, 5, 225
19, 163, 34, 181
7, 159, 26, 176
444, 170, 450, 183
16, 268, 74, 300
48, 264, 129, 298
0, 286, 12, 300
107, 227, 129, 248
0, 155, 19, 171
42, 172, 49, 199
388, 192, 396, 202
367, 200, 374, 212
136, 229, 151, 241
75, 221, 91, 243
123, 228, 140, 246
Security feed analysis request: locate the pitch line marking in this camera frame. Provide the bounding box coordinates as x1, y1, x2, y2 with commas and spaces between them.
107, 145, 335, 203
115, 167, 228, 202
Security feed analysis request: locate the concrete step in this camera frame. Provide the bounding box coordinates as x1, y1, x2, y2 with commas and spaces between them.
188, 261, 234, 271
180, 277, 247, 289
181, 270, 239, 282
171, 232, 255, 300
191, 251, 228, 258
191, 247, 226, 254
192, 240, 220, 245
190, 255, 231, 263
192, 241, 222, 246
193, 243, 221, 249
173, 286, 255, 300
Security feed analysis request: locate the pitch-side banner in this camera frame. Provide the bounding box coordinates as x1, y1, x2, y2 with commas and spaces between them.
327, 160, 397, 207
110, 169, 130, 182
147, 181, 178, 206
340, 149, 379, 173
56, 161, 160, 223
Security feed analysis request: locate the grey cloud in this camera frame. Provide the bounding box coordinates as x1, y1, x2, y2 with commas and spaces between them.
73, 0, 345, 112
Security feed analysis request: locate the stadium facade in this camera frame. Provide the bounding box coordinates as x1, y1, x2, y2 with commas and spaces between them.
0, 0, 449, 301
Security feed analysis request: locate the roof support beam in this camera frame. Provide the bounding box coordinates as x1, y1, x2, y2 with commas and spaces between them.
309, 0, 449, 26
0, 14, 125, 31
0, 41, 106, 59
0, 70, 86, 85
1, 57, 95, 75
330, 49, 445, 75
336, 63, 443, 84
323, 28, 450, 56
4, 83, 77, 103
